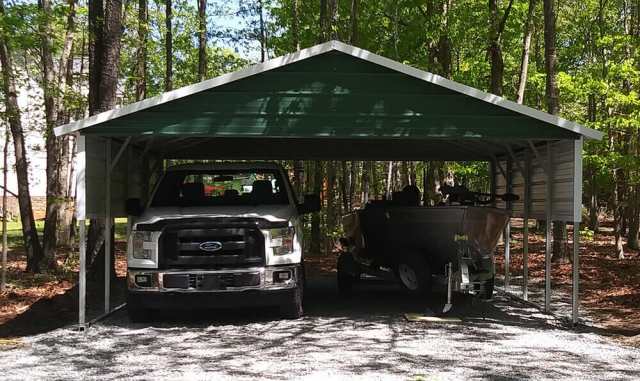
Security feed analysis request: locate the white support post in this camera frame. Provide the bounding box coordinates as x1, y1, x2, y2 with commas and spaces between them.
523, 151, 531, 301
79, 219, 86, 329
104, 139, 112, 314
545, 143, 553, 313
572, 221, 580, 324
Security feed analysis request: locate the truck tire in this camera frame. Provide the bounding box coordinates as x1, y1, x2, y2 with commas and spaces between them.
337, 252, 358, 296
396, 254, 432, 295
480, 277, 495, 300
127, 292, 151, 323
281, 285, 303, 319
127, 303, 151, 323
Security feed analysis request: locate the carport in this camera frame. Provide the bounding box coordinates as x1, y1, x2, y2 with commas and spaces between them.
54, 40, 602, 328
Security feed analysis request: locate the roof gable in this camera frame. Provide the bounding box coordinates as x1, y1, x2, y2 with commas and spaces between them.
54, 41, 602, 141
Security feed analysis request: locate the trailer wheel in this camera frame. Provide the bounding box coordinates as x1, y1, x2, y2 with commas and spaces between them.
480, 277, 495, 300
396, 254, 432, 295
337, 252, 358, 296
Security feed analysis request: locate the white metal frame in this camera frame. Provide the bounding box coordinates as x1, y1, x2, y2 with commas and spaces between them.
65, 41, 595, 329
494, 141, 582, 324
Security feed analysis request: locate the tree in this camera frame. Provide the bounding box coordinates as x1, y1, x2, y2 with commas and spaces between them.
350, 0, 358, 44
197, 0, 207, 80
135, 0, 148, 100
0, 0, 44, 272
516, 0, 537, 104
165, 0, 173, 91
291, 0, 300, 50
488, 0, 514, 96
543, 0, 567, 262
87, 0, 123, 280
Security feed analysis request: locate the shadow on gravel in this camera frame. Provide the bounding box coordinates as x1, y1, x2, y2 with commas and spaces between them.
0, 277, 126, 338
2, 275, 640, 380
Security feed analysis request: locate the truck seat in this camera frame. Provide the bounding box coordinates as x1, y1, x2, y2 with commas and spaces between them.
181, 182, 205, 203
251, 180, 274, 204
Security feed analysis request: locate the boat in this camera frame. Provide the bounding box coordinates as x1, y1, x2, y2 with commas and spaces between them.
337, 185, 515, 299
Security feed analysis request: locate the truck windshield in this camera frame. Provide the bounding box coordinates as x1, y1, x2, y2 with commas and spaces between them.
150, 169, 290, 207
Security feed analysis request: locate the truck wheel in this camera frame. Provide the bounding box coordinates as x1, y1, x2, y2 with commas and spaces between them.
396, 254, 432, 295
127, 292, 150, 323
480, 277, 495, 300
281, 286, 303, 319
337, 252, 358, 296
127, 303, 151, 323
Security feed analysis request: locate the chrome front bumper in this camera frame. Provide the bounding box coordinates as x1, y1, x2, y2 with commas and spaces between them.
128, 265, 300, 293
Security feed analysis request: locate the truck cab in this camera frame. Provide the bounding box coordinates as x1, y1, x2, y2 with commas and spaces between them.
125, 162, 320, 321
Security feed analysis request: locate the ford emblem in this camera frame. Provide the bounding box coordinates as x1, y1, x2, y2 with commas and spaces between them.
199, 241, 223, 252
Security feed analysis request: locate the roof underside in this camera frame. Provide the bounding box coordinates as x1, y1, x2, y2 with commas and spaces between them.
58, 42, 601, 161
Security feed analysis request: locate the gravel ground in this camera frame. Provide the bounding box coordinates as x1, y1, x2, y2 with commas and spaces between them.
1, 276, 639, 380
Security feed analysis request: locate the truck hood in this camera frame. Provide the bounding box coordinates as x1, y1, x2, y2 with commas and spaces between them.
133, 205, 297, 228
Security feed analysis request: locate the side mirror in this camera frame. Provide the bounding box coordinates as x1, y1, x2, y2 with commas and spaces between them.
125, 198, 144, 217
297, 194, 321, 214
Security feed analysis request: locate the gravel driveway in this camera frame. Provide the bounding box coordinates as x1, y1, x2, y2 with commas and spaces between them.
2, 276, 639, 380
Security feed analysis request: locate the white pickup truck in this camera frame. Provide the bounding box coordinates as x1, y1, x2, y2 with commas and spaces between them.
125, 162, 320, 321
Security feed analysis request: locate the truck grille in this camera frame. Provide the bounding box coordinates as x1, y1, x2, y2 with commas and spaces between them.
163, 272, 261, 290
159, 226, 265, 269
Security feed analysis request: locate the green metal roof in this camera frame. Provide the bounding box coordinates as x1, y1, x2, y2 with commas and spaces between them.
54, 41, 601, 160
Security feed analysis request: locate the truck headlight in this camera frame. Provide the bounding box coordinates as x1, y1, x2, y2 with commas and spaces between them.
270, 227, 294, 256
131, 231, 154, 259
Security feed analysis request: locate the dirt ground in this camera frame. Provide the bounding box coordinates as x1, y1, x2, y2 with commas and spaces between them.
493, 222, 640, 337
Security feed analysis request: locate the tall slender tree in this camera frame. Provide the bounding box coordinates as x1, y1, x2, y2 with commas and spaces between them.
136, 0, 148, 100
488, 0, 514, 96
87, 0, 123, 280
516, 0, 537, 104
165, 0, 173, 91
0, 0, 44, 272
197, 0, 207, 81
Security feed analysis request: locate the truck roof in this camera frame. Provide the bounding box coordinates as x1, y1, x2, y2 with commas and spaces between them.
165, 162, 284, 172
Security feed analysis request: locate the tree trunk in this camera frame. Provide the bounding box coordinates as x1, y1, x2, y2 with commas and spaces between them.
349, 161, 357, 208
326, 161, 337, 253
258, 0, 267, 62
543, 0, 559, 114
39, 0, 63, 270
0, 1, 44, 272
319, 0, 328, 42
488, 0, 514, 96
165, 0, 173, 91
340, 161, 349, 212
543, 0, 566, 260
292, 0, 300, 50
613, 169, 625, 258
350, 0, 359, 44
386, 161, 394, 199
328, 0, 338, 40
198, 0, 206, 79
311, 161, 322, 255
99, 0, 122, 110
88, 0, 122, 282
516, 0, 537, 104
1, 121, 7, 290
136, 0, 148, 100
628, 185, 639, 250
